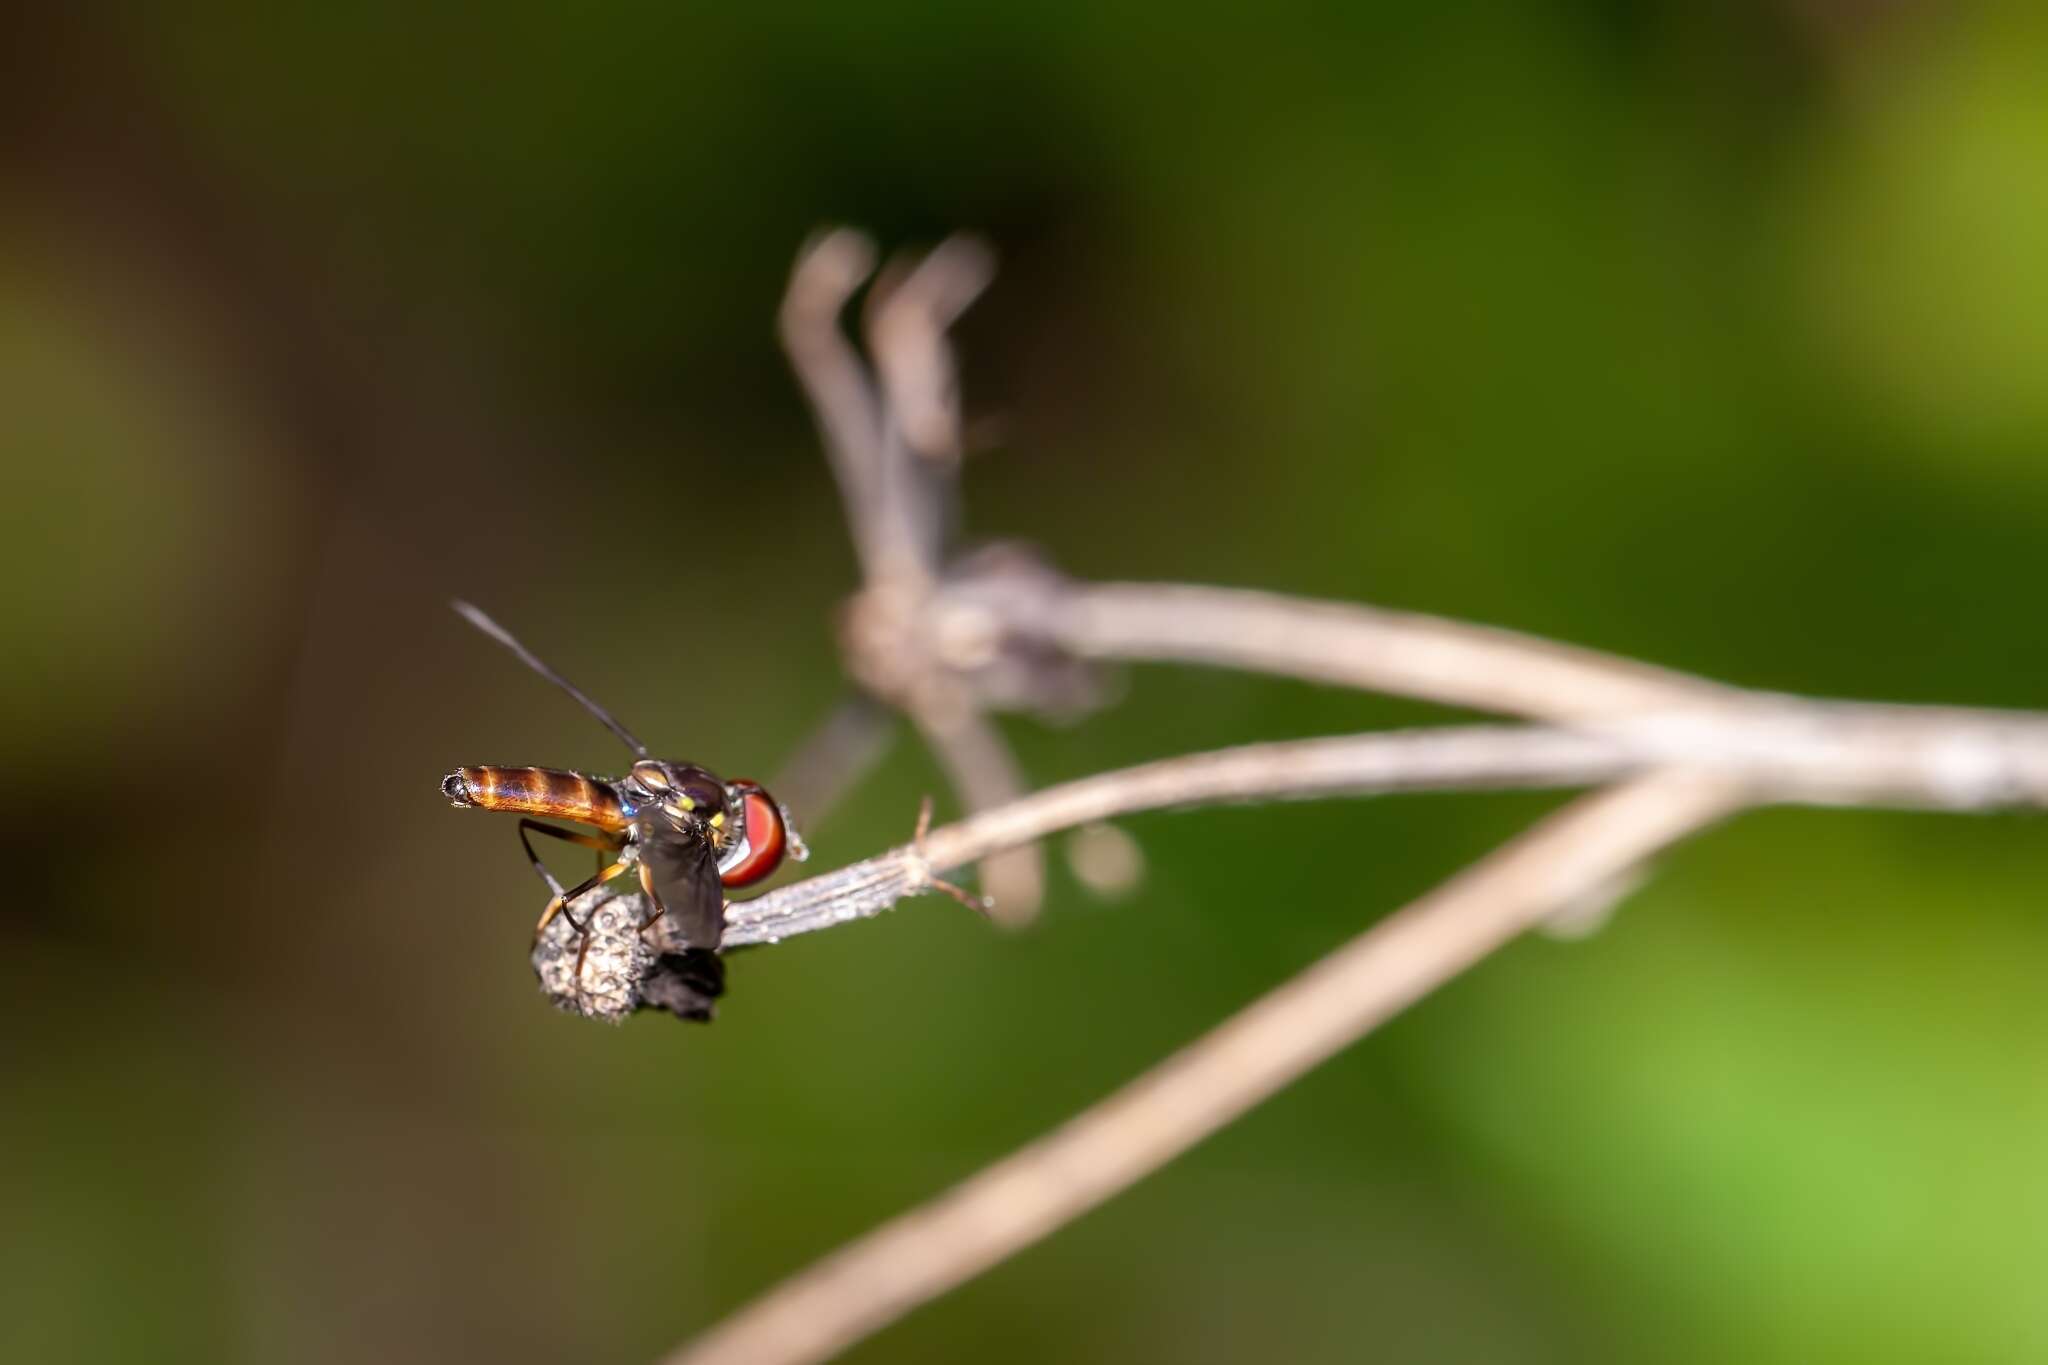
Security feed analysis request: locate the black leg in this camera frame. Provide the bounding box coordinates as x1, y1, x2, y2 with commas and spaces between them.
518, 819, 623, 881
517, 820, 625, 927
516, 821, 571, 900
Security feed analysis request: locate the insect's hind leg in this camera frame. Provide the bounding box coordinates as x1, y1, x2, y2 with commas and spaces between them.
518, 818, 624, 870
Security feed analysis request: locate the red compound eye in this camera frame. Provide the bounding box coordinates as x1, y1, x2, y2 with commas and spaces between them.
718, 783, 787, 888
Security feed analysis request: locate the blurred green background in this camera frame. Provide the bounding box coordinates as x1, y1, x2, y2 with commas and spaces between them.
5, 4, 2048, 1362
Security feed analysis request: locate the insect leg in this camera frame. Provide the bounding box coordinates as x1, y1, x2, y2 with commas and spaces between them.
519, 818, 624, 865
560, 857, 636, 981
637, 862, 664, 932
534, 853, 634, 940
523, 820, 623, 878
518, 820, 624, 927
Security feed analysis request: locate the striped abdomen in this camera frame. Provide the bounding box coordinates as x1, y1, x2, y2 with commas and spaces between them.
442, 766, 627, 831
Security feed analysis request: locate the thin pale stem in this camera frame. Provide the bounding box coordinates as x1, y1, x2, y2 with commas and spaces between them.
866, 235, 995, 464
720, 700, 2048, 950
746, 230, 2048, 1365
672, 772, 1742, 1365
1029, 580, 1737, 721
723, 725, 1646, 947
779, 229, 896, 584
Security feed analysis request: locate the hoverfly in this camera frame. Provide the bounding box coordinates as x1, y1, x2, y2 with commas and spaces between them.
441, 601, 802, 1019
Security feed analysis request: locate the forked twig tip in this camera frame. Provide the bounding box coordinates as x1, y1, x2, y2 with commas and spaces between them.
911, 794, 994, 916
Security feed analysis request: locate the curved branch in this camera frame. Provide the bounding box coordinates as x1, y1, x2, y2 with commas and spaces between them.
722, 725, 1646, 948
779, 229, 895, 583
717, 696, 2048, 953
1020, 580, 1739, 721
671, 772, 1743, 1365
720, 230, 2048, 1365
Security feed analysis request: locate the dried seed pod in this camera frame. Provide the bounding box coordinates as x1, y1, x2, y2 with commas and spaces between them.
531, 890, 656, 1021
529, 887, 731, 1022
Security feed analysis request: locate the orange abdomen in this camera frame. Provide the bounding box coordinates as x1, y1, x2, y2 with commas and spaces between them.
444, 766, 627, 830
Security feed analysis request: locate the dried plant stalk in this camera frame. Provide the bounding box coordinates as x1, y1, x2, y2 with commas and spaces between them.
670, 773, 1741, 1365
655, 228, 2048, 1365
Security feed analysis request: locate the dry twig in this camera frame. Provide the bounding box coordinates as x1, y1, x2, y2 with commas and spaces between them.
777, 230, 1058, 921
720, 698, 2048, 951
1026, 579, 1736, 720
649, 229, 2048, 1365
630, 669, 2048, 1356
671, 773, 1743, 1365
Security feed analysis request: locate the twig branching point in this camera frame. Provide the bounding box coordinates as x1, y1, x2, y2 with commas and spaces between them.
777, 230, 1062, 921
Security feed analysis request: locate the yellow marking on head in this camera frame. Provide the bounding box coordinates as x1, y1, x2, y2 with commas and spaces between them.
709, 812, 725, 828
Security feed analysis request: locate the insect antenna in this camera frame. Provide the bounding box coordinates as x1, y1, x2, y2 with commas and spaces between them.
451, 600, 650, 757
